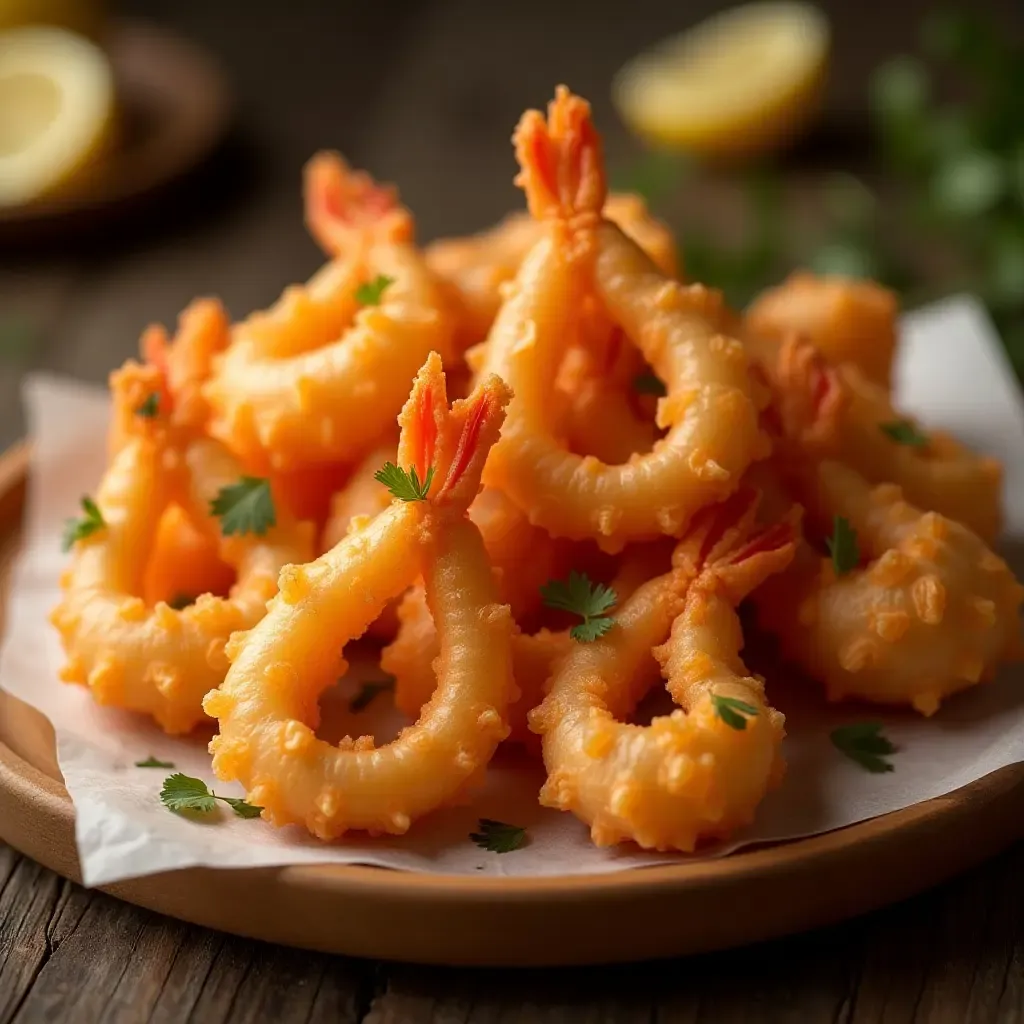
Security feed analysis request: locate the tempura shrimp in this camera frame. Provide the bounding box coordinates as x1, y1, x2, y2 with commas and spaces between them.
746, 271, 898, 389
757, 333, 1003, 541
529, 490, 794, 851
51, 362, 314, 733
203, 153, 453, 470
478, 87, 767, 552
203, 354, 517, 838
756, 458, 1023, 715
424, 192, 679, 352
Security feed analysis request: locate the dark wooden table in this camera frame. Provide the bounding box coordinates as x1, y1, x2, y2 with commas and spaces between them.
3, 1, 1024, 1020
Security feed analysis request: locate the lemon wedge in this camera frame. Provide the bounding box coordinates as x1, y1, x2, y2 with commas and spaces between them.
613, 2, 830, 161
0, 25, 115, 206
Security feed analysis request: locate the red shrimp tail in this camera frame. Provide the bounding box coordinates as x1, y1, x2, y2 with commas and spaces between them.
713, 506, 801, 605
674, 486, 762, 574
773, 333, 846, 451
435, 374, 512, 509
304, 151, 413, 257
513, 86, 607, 227
397, 352, 448, 489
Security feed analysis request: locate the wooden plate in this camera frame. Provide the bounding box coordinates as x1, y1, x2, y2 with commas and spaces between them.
0, 20, 230, 243
1, 442, 1023, 966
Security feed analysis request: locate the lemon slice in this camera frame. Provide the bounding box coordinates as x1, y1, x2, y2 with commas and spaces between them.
0, 26, 115, 206
613, 2, 830, 161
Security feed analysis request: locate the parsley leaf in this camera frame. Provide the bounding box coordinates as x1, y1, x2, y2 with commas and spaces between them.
349, 677, 395, 712
374, 462, 434, 502
61, 496, 105, 552
826, 516, 860, 576
831, 722, 897, 773
711, 694, 759, 730
209, 477, 276, 537
633, 372, 667, 396
540, 571, 617, 643
470, 818, 527, 853
159, 773, 263, 818
355, 274, 394, 306
136, 756, 175, 769
135, 392, 160, 418
880, 420, 929, 448
167, 593, 196, 611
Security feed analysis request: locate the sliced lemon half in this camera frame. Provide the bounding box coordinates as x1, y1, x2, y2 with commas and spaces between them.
0, 25, 115, 206
613, 2, 830, 161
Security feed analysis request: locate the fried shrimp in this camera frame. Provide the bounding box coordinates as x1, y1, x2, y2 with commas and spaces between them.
756, 458, 1023, 715
478, 87, 766, 552
529, 490, 794, 851
759, 333, 1003, 541
425, 192, 678, 352
203, 153, 453, 470
51, 362, 314, 733
746, 272, 898, 389
203, 354, 517, 838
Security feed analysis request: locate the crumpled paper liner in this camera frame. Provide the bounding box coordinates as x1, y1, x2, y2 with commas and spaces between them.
2, 296, 1022, 887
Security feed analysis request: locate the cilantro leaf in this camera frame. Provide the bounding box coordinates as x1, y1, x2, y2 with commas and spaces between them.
880, 420, 929, 447
222, 797, 264, 819
470, 818, 527, 853
209, 477, 276, 537
349, 677, 395, 712
160, 774, 218, 814
826, 516, 860, 576
61, 496, 106, 552
135, 392, 160, 418
633, 372, 667, 397
831, 722, 897, 773
136, 756, 175, 769
540, 571, 617, 644
159, 773, 263, 818
711, 694, 759, 731
355, 274, 394, 306
374, 462, 434, 502
167, 593, 196, 611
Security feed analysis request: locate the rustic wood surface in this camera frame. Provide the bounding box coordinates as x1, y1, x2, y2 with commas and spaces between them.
3, 0, 1024, 1020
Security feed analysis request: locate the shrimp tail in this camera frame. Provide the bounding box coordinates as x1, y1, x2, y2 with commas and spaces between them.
513, 85, 606, 228
304, 151, 414, 256
396, 353, 512, 513
672, 485, 800, 603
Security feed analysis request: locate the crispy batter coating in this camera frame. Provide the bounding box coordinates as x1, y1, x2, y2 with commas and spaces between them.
203, 355, 517, 838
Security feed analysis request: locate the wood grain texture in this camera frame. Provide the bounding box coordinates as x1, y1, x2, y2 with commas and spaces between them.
3, 834, 1024, 1023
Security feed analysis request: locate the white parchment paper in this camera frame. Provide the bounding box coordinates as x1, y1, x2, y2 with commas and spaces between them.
2, 296, 1023, 888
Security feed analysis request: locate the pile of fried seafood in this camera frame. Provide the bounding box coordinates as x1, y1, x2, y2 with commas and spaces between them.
51, 87, 1023, 853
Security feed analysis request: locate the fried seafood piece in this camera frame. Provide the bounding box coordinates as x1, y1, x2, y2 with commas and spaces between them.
529, 490, 794, 851
424, 192, 679, 352
50, 363, 315, 734
755, 332, 1003, 542
477, 87, 768, 552
320, 439, 396, 551
746, 272, 898, 389
384, 539, 669, 748
755, 458, 1023, 715
203, 153, 453, 471
203, 354, 517, 839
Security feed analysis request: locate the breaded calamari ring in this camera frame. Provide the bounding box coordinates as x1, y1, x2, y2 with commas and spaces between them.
529, 490, 794, 851
478, 87, 766, 551
758, 333, 1003, 541
755, 458, 1023, 715
423, 192, 678, 352
203, 354, 516, 839
203, 154, 453, 470
746, 271, 898, 389
50, 363, 315, 733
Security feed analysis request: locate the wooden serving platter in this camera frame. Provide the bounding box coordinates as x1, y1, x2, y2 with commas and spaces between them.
1, 441, 1023, 966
